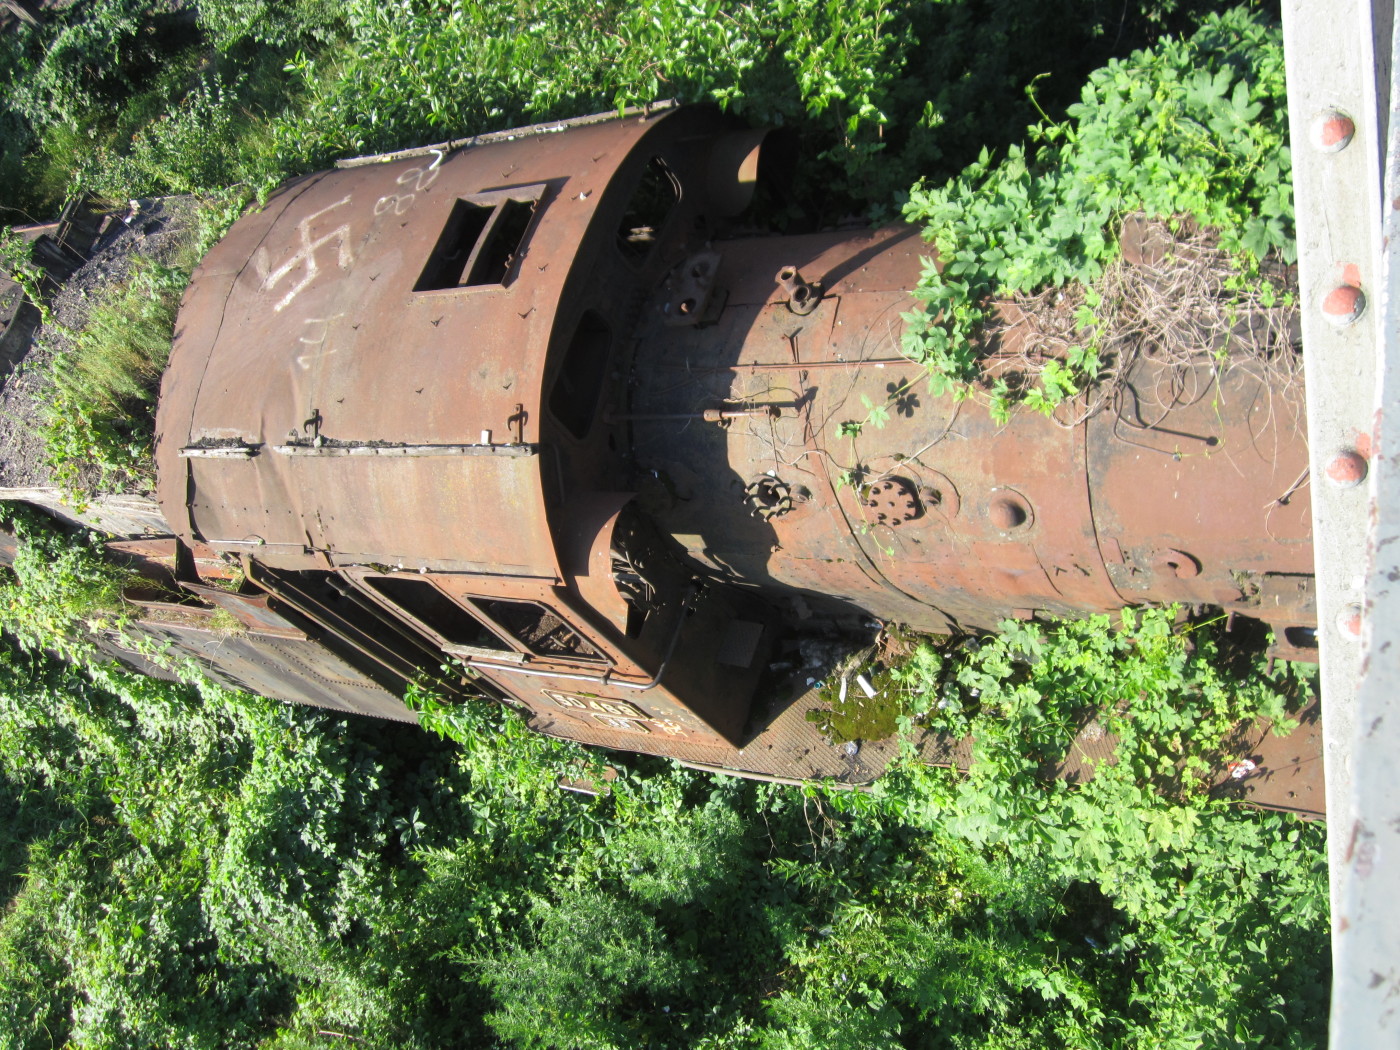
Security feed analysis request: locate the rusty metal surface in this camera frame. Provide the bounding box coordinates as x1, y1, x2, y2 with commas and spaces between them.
1085, 357, 1314, 624
152, 103, 1323, 793
334, 101, 680, 170
103, 536, 239, 580
119, 617, 418, 722
158, 107, 696, 577
627, 225, 1315, 637
1211, 701, 1326, 818
178, 581, 310, 639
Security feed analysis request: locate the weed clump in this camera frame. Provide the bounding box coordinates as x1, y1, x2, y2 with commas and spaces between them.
902, 8, 1294, 423
0, 505, 137, 651
36, 239, 192, 504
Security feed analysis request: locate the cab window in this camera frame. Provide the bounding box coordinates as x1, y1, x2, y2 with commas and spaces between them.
474, 597, 603, 662
364, 576, 515, 658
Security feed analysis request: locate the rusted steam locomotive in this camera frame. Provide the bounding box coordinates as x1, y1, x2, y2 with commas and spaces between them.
148, 103, 1314, 778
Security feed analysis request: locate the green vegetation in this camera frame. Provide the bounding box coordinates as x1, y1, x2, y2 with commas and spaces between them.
900, 7, 1295, 421
1, 0, 1230, 219
0, 565, 1326, 1048
0, 227, 49, 322
0, 2, 1325, 1047
0, 506, 138, 654
41, 255, 187, 501
805, 644, 905, 744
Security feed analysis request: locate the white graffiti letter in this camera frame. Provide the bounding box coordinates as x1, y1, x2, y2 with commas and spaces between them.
372, 163, 443, 217
295, 314, 345, 370
254, 196, 354, 312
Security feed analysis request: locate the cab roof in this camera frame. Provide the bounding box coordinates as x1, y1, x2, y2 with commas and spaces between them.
156, 108, 677, 577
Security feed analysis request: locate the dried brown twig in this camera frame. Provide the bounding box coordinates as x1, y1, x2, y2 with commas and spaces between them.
980, 220, 1301, 427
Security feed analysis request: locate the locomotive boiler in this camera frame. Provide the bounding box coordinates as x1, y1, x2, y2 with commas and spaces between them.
151, 103, 1315, 778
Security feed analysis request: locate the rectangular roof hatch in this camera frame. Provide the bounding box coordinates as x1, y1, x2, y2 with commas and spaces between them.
415, 186, 543, 291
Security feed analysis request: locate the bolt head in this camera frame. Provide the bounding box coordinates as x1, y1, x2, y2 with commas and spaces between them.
1336, 603, 1363, 642
1325, 449, 1368, 487
1322, 284, 1366, 326
1312, 109, 1356, 152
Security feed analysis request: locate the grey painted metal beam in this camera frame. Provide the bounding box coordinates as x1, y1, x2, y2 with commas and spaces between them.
1283, 0, 1385, 956
1330, 0, 1400, 1039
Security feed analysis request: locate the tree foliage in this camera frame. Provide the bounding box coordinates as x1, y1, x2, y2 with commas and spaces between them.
2, 0, 1230, 217
0, 595, 1328, 1049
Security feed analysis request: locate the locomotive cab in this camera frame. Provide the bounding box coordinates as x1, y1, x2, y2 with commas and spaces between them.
154, 105, 786, 746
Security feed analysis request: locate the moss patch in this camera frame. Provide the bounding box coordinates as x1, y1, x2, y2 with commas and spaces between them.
806, 663, 903, 744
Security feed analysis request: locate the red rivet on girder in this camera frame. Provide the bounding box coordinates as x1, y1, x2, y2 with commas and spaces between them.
1312, 109, 1356, 152
1322, 284, 1365, 326
1325, 450, 1368, 487
1336, 603, 1363, 642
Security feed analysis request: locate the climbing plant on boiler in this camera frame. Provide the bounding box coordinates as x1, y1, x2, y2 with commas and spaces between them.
901, 6, 1294, 421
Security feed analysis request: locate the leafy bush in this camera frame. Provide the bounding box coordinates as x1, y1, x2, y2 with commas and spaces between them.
481, 888, 694, 1050
814, 609, 1329, 1048
0, 602, 1329, 1050
197, 0, 347, 53
1, 0, 1224, 217
0, 0, 211, 208
78, 74, 262, 200
901, 6, 1293, 418
261, 0, 1218, 212
0, 506, 136, 652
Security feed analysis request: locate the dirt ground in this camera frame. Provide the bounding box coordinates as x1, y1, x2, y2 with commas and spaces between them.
0, 196, 198, 492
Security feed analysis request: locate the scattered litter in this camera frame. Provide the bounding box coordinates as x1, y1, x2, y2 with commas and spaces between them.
855, 674, 877, 699
1228, 758, 1258, 780
843, 740, 860, 758
799, 638, 843, 668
